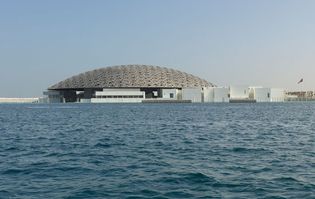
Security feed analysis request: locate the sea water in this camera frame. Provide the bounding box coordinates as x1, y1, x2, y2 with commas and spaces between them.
0, 103, 314, 198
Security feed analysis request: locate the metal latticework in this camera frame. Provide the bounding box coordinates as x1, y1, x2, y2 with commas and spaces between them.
49, 65, 213, 90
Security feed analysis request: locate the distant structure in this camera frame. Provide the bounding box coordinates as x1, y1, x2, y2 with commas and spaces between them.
44, 65, 214, 103
286, 91, 315, 101
0, 98, 39, 103
204, 86, 285, 103
42, 64, 289, 103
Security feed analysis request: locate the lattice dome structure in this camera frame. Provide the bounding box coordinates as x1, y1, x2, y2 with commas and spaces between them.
49, 65, 214, 90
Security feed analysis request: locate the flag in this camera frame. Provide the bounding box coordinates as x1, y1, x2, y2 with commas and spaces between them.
297, 78, 303, 84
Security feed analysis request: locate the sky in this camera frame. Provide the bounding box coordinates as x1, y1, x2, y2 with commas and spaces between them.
0, 0, 315, 97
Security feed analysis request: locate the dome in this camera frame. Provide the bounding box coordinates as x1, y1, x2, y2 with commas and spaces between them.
49, 65, 214, 90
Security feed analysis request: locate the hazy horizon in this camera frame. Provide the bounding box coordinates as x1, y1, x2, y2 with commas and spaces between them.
1, 0, 314, 97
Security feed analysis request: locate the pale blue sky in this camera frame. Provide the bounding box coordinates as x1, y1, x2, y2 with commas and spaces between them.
0, 0, 314, 97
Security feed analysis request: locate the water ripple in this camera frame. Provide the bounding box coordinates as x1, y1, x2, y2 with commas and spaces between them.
0, 103, 314, 198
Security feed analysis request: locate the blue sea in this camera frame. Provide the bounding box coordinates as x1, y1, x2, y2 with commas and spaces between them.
0, 103, 314, 199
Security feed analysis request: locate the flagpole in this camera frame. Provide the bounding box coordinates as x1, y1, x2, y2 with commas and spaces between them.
299, 78, 303, 101
297, 78, 303, 101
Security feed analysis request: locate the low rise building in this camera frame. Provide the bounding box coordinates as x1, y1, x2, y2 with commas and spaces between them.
91, 89, 145, 103
249, 87, 270, 102
182, 88, 202, 103
44, 65, 213, 103
0, 98, 39, 103
229, 86, 250, 100
270, 88, 285, 102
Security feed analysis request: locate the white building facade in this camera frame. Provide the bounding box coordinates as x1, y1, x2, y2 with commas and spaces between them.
270, 88, 285, 102
91, 89, 145, 103
229, 86, 250, 100
203, 87, 229, 102
249, 87, 271, 102
182, 88, 202, 103
161, 89, 177, 99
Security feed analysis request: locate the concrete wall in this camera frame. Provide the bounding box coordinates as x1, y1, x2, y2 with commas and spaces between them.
214, 87, 229, 102
230, 86, 249, 99
271, 88, 285, 102
162, 89, 177, 99
176, 89, 183, 100
182, 88, 202, 102
0, 98, 39, 103
92, 88, 145, 103
203, 87, 229, 102
251, 87, 271, 102
203, 87, 214, 102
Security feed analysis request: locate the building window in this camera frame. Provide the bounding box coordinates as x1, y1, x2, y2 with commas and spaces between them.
170, 93, 174, 98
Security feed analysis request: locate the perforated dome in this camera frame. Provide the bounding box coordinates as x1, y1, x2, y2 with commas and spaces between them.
49, 65, 213, 90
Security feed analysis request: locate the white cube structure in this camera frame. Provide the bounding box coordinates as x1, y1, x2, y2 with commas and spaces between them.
230, 86, 250, 99
203, 87, 214, 102
270, 88, 285, 102
214, 87, 229, 102
203, 87, 231, 103
182, 88, 202, 102
250, 87, 271, 102
162, 89, 177, 99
